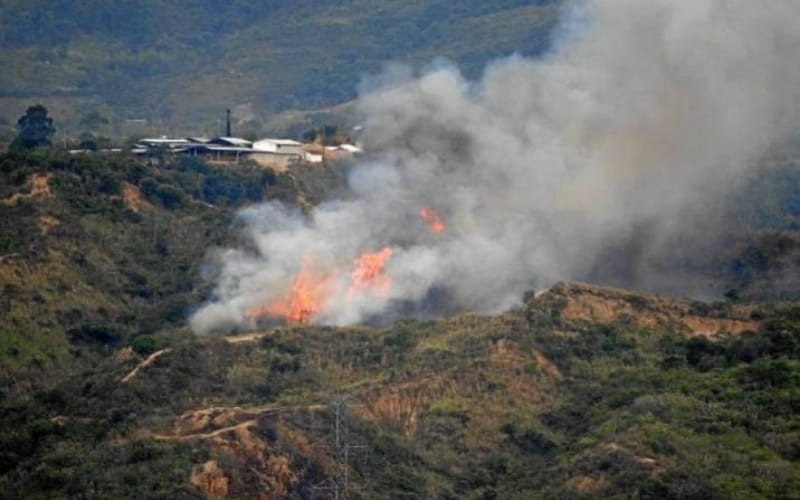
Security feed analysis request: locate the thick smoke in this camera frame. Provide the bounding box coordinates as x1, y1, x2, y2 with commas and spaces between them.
191, 0, 800, 334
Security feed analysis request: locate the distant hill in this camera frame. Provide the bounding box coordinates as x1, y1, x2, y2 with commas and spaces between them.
0, 0, 563, 141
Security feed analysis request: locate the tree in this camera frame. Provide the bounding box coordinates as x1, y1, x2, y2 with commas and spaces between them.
77, 132, 111, 151
79, 111, 112, 149
130, 334, 159, 355
11, 104, 55, 150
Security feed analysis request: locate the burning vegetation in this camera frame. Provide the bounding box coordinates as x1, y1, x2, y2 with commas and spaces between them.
240, 206, 443, 327
419, 206, 445, 233
241, 203, 442, 326
246, 247, 394, 325
245, 257, 332, 325
348, 247, 393, 297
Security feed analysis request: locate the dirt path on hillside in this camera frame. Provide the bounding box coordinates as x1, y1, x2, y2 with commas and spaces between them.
150, 420, 259, 441
119, 348, 171, 383
140, 403, 326, 442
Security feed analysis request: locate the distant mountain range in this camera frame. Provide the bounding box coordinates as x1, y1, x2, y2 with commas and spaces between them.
0, 0, 562, 141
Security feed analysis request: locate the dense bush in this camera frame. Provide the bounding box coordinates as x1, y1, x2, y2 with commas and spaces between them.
130, 335, 160, 355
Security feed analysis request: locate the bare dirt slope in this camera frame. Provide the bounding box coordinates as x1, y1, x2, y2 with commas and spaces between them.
530, 282, 759, 337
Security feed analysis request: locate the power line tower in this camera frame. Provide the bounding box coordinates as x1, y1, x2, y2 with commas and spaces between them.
311, 394, 366, 499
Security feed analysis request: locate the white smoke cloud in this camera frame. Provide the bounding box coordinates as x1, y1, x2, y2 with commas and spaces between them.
190, 0, 800, 334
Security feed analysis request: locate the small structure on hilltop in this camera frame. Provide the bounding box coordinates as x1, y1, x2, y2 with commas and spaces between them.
135, 137, 195, 150
323, 143, 364, 161
209, 136, 253, 148
133, 136, 253, 163
251, 138, 304, 171
183, 137, 254, 163
131, 132, 363, 170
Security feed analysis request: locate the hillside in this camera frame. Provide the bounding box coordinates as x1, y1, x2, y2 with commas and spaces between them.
0, 149, 346, 385
0, 146, 799, 497
3, 0, 800, 496
2, 280, 799, 498
0, 0, 563, 142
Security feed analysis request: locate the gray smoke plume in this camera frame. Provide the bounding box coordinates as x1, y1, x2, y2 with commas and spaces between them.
191, 0, 800, 334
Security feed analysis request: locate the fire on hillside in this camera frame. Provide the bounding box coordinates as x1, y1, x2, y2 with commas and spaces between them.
246, 247, 394, 325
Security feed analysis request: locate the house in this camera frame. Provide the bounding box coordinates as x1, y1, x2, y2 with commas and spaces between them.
132, 137, 195, 164
208, 136, 253, 148
133, 136, 254, 163
339, 144, 364, 154
304, 152, 323, 163
186, 137, 211, 144
133, 136, 210, 154
176, 143, 253, 163
252, 138, 303, 155
177, 136, 254, 163
322, 143, 364, 161
130, 132, 354, 171
136, 137, 194, 149
250, 138, 304, 171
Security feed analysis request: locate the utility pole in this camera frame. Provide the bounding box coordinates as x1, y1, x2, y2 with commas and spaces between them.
312, 394, 367, 499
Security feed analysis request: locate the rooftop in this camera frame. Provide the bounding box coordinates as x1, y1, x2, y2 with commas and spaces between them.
254, 138, 303, 146
213, 136, 253, 146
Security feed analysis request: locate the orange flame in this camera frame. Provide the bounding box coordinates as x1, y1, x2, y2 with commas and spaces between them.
348, 247, 394, 297
247, 248, 395, 325
419, 207, 445, 233
246, 257, 331, 324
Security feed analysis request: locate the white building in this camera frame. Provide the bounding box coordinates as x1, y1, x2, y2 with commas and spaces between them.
209, 137, 253, 147
251, 138, 304, 171
252, 138, 303, 155
304, 152, 323, 163
132, 135, 322, 172
136, 137, 194, 149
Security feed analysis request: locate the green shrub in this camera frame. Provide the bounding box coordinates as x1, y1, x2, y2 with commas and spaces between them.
69, 324, 123, 345
130, 335, 159, 355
